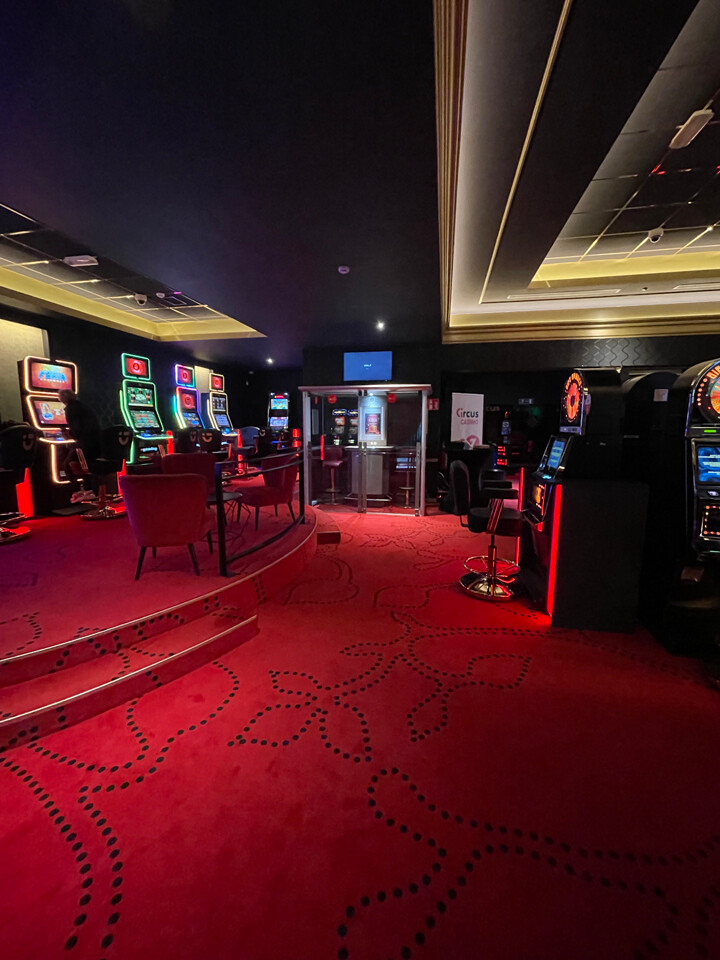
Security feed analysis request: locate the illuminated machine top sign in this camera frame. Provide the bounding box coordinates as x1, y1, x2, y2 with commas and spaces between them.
122, 353, 151, 380
24, 357, 77, 394
694, 363, 720, 423
175, 364, 195, 387
559, 370, 587, 435
210, 373, 224, 391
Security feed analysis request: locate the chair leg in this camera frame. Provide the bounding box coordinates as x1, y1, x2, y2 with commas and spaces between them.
288, 502, 295, 521
188, 543, 200, 576
255, 507, 260, 531
274, 504, 278, 516
152, 546, 157, 559
135, 546, 147, 581
207, 531, 213, 554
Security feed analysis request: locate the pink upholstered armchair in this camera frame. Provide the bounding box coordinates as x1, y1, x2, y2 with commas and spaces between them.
239, 453, 298, 530
119, 473, 215, 579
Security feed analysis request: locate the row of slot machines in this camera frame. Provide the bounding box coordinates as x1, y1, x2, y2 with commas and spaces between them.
520, 362, 720, 652
13, 352, 292, 515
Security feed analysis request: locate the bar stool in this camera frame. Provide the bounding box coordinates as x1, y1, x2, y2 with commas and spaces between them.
323, 447, 344, 503
0, 423, 39, 544
396, 451, 416, 508
459, 494, 523, 600
79, 425, 134, 520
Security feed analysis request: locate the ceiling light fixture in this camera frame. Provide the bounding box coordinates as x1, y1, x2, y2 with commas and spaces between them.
337, 265, 350, 275
266, 357, 274, 364
376, 320, 385, 330
62, 254, 98, 267
669, 109, 714, 149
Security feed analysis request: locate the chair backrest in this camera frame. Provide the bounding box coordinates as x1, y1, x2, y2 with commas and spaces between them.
119, 473, 210, 547
449, 460, 471, 518
0, 423, 39, 479
99, 424, 134, 463
199, 429, 223, 455
262, 453, 297, 497
324, 445, 344, 464
160, 452, 216, 494
239, 425, 260, 447
174, 427, 201, 453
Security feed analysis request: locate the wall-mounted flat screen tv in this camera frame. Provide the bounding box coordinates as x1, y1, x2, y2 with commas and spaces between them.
343, 351, 392, 382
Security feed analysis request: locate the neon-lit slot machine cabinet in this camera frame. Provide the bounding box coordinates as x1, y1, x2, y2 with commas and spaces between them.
267, 392, 289, 440
202, 372, 236, 448
650, 359, 720, 653
119, 353, 167, 464
173, 364, 204, 431
18, 356, 78, 514
520, 367, 648, 632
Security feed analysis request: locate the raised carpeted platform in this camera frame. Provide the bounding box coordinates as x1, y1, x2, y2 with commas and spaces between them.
1, 511, 719, 960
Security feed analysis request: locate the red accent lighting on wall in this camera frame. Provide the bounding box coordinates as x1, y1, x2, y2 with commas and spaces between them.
546, 485, 563, 619
387, 393, 396, 404
327, 395, 337, 405
16, 468, 34, 518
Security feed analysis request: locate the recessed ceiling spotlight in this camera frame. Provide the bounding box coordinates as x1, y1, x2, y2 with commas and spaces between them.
648, 226, 664, 243
669, 109, 714, 149
338, 265, 350, 275
707, 225, 715, 232
376, 320, 385, 330
63, 254, 98, 267
156, 292, 166, 299
266, 357, 274, 364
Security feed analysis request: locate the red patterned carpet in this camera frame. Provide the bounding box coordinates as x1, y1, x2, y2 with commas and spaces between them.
2, 511, 720, 960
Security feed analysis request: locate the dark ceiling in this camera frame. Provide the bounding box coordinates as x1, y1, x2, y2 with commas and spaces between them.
0, 1, 441, 367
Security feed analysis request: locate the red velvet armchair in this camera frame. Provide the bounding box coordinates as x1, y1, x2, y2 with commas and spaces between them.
239, 453, 298, 530
161, 451, 243, 521
119, 473, 215, 579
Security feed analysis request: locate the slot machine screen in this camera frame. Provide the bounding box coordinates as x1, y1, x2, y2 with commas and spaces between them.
130, 409, 161, 431
269, 417, 287, 429
215, 414, 230, 429
697, 446, 720, 484
29, 361, 75, 392
32, 399, 67, 426
270, 396, 288, 411
212, 395, 227, 413
123, 354, 149, 379
128, 385, 154, 406
182, 411, 202, 427
547, 439, 566, 471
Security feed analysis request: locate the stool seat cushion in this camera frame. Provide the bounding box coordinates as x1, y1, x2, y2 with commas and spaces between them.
468, 505, 523, 537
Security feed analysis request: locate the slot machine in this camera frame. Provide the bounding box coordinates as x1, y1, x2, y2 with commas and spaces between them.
521, 368, 647, 631
330, 408, 347, 445
119, 353, 167, 463
174, 364, 204, 430
18, 356, 79, 514
203, 372, 237, 447
652, 360, 720, 653
268, 392, 290, 438
346, 409, 359, 446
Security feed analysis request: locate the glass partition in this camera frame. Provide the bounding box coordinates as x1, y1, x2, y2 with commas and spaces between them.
300, 384, 430, 515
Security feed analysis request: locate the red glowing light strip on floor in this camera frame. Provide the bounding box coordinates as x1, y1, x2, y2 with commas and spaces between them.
546, 484, 563, 619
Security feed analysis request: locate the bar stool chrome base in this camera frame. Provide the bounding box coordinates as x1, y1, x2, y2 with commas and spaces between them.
464, 554, 520, 580
81, 504, 125, 521
0, 524, 31, 544
459, 570, 513, 601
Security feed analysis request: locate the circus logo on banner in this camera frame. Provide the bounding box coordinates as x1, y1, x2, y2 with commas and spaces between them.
451, 392, 484, 447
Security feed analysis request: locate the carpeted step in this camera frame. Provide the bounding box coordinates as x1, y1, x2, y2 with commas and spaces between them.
0, 578, 258, 688
0, 606, 258, 754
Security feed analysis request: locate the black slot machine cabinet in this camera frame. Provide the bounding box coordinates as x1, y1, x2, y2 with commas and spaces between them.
521, 367, 648, 631
329, 408, 347, 446
268, 392, 289, 441
346, 408, 359, 446
119, 353, 168, 465
202, 372, 237, 454
18, 356, 79, 514
653, 359, 720, 653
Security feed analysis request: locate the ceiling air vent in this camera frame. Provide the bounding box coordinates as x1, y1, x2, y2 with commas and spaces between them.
63, 254, 98, 267
669, 109, 714, 150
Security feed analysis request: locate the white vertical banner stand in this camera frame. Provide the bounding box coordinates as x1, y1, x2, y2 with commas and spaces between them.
451, 393, 484, 447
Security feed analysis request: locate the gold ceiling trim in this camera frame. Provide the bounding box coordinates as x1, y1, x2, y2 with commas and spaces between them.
446, 297, 720, 342
0, 266, 264, 342
477, 0, 575, 305
433, 0, 469, 331
532, 250, 720, 287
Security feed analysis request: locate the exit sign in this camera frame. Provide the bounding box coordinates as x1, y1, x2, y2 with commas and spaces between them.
427, 398, 440, 411
518, 398, 534, 405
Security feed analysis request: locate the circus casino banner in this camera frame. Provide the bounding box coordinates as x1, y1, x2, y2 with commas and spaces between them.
451, 393, 484, 447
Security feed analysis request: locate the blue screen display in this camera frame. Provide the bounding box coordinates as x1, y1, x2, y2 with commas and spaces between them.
547, 439, 566, 471
697, 446, 720, 484
343, 351, 392, 382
